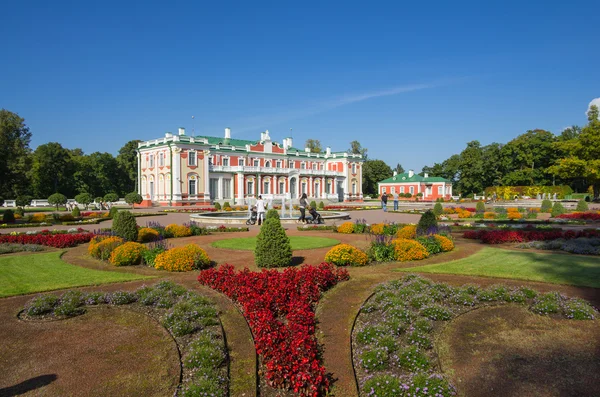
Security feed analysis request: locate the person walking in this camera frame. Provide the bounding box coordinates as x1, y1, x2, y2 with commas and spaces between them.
256, 195, 266, 225
381, 192, 388, 212
393, 192, 399, 211
297, 193, 308, 223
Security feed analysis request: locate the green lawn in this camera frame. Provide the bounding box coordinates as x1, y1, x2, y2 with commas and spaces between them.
397, 247, 600, 288
0, 251, 153, 297
212, 236, 340, 251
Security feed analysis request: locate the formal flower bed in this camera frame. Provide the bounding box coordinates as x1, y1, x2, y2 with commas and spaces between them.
296, 225, 337, 231
517, 237, 600, 255
324, 244, 369, 266
336, 220, 403, 235
0, 231, 93, 248
557, 212, 600, 221
464, 229, 600, 244
21, 281, 228, 396
353, 275, 597, 396
198, 263, 349, 396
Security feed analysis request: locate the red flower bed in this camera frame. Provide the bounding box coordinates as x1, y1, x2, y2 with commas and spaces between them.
463, 229, 599, 244
0, 232, 93, 248
557, 212, 600, 221
198, 263, 349, 396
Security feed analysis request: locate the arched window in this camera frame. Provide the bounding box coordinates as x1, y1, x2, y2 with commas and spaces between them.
265, 160, 271, 168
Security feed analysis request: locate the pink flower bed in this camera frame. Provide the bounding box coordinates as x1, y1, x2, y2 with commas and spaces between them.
198, 263, 349, 396
463, 229, 599, 244
0, 232, 94, 248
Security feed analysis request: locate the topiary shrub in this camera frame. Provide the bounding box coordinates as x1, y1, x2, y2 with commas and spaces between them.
540, 199, 552, 213
551, 202, 566, 218
72, 206, 81, 217
397, 225, 417, 239
576, 199, 589, 212
125, 192, 143, 208
475, 201, 485, 214
433, 202, 443, 217
48, 193, 67, 211
310, 201, 317, 210
255, 217, 292, 268
266, 209, 279, 220
75, 193, 93, 209
214, 202, 222, 210
416, 210, 438, 236
109, 206, 119, 218
318, 201, 324, 209
325, 244, 369, 266
2, 209, 15, 223
109, 242, 147, 266
392, 239, 430, 261
154, 244, 211, 271
223, 202, 231, 210
112, 210, 139, 241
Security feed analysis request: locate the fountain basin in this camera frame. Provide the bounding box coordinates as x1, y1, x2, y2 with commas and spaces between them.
190, 211, 350, 224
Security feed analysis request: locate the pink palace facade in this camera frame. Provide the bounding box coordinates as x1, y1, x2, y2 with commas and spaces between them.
136, 128, 364, 206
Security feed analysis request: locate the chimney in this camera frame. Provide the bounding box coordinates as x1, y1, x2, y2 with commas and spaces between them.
178, 127, 185, 136
165, 132, 173, 138
261, 132, 266, 141
225, 127, 231, 139
305, 147, 311, 153
424, 173, 429, 178
326, 147, 331, 156
393, 171, 397, 176
408, 169, 414, 178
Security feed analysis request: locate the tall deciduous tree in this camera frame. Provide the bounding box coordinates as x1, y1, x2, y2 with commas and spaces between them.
0, 109, 31, 198
74, 152, 124, 197
501, 129, 557, 186
349, 140, 368, 159
456, 141, 485, 195
117, 140, 141, 193
304, 139, 322, 153
362, 159, 392, 195
29, 142, 77, 197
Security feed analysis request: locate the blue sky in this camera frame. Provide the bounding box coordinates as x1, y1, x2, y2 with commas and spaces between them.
2, 1, 598, 172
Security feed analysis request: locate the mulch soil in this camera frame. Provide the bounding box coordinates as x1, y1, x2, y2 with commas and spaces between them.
1, 219, 599, 396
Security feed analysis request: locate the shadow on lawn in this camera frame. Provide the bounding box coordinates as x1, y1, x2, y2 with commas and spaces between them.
0, 374, 58, 396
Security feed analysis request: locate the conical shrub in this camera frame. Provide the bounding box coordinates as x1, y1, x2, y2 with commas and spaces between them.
112, 210, 139, 242
255, 217, 292, 268
416, 210, 438, 236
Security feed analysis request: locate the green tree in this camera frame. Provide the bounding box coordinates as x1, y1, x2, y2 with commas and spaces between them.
576, 199, 589, 212
0, 109, 31, 198
15, 195, 32, 209
29, 142, 77, 198
362, 159, 393, 196
255, 216, 292, 268
47, 193, 67, 210
501, 130, 557, 186
74, 152, 124, 197
433, 202, 443, 216
349, 140, 368, 159
125, 192, 143, 208
416, 210, 438, 236
112, 210, 139, 241
117, 140, 141, 193
305, 139, 322, 153
104, 192, 119, 203
74, 192, 93, 209
394, 163, 405, 174
456, 141, 485, 196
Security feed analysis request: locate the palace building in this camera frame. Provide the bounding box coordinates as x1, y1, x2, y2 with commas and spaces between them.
136, 127, 364, 206
378, 170, 453, 200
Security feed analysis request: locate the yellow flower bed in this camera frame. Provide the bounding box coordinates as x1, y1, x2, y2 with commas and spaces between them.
397, 225, 416, 239
88, 236, 124, 260
433, 235, 454, 252
483, 211, 496, 219
138, 227, 160, 242
30, 213, 47, 223
337, 222, 355, 234
109, 242, 146, 266
154, 244, 211, 271
456, 209, 472, 218
369, 223, 385, 235
392, 238, 429, 261
507, 211, 522, 220
324, 244, 369, 266
165, 223, 192, 237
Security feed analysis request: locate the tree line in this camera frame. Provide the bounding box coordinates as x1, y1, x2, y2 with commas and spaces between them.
0, 109, 139, 203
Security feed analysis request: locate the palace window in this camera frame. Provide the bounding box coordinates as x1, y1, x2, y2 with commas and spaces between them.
301, 162, 306, 169
253, 159, 259, 167
352, 163, 356, 174
239, 158, 245, 167
301, 182, 307, 194
410, 186, 414, 194
391, 187, 396, 193
223, 158, 229, 166
247, 180, 254, 195
189, 151, 197, 166
159, 152, 164, 167
352, 183, 357, 194
312, 163, 317, 170
149, 155, 154, 168
438, 186, 443, 194
288, 160, 295, 168
263, 180, 270, 194
188, 175, 197, 196
279, 181, 285, 193
265, 160, 271, 168
276, 160, 282, 168
400, 186, 405, 193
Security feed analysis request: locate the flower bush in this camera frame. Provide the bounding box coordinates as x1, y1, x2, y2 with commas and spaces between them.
198, 263, 349, 396
392, 239, 429, 261
463, 229, 599, 244
483, 211, 496, 219
324, 244, 369, 266
396, 225, 417, 239
557, 212, 600, 221
433, 234, 454, 252
154, 244, 211, 271
88, 236, 124, 260
109, 242, 147, 266
165, 223, 192, 238
30, 213, 47, 223
336, 222, 355, 234
137, 227, 160, 242
369, 223, 385, 235
0, 232, 93, 248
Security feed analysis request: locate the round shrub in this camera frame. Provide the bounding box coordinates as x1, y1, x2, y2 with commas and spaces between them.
104, 192, 119, 203
392, 239, 429, 261
416, 210, 438, 235
551, 202, 566, 218
433, 202, 443, 216
109, 242, 147, 266
310, 200, 317, 210
154, 244, 211, 271
433, 234, 454, 252
112, 210, 139, 241
2, 209, 15, 223
88, 236, 124, 260
336, 222, 355, 234
540, 199, 552, 213
324, 244, 369, 266
48, 193, 67, 210
165, 223, 192, 238
71, 206, 81, 217
137, 227, 160, 242
576, 199, 589, 212
255, 217, 292, 268
214, 202, 221, 210
318, 201, 324, 209
397, 225, 416, 239
475, 201, 485, 214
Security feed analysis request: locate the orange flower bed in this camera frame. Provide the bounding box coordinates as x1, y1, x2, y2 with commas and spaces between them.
433, 234, 454, 252
324, 244, 369, 266
396, 225, 417, 239
336, 222, 355, 234
109, 242, 146, 266
483, 212, 496, 219
369, 223, 385, 235
154, 244, 211, 271
165, 223, 192, 238
138, 227, 160, 242
88, 236, 124, 260
392, 238, 429, 261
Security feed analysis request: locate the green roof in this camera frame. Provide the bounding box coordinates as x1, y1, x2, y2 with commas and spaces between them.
196, 135, 257, 147
378, 172, 451, 184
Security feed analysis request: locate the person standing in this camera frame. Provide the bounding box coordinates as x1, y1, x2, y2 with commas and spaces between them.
381, 192, 388, 212
393, 192, 399, 211
256, 195, 266, 225
297, 193, 308, 223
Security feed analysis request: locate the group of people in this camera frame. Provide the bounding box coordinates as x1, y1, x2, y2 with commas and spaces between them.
380, 192, 400, 212
247, 193, 322, 226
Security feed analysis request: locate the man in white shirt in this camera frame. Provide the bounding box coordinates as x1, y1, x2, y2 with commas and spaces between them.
256, 195, 266, 225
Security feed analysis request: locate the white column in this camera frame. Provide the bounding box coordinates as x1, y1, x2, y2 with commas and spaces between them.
236, 173, 244, 205
155, 151, 159, 201
137, 152, 142, 195
173, 148, 182, 201
203, 151, 210, 201
218, 176, 223, 200
258, 175, 262, 195
309, 176, 313, 198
